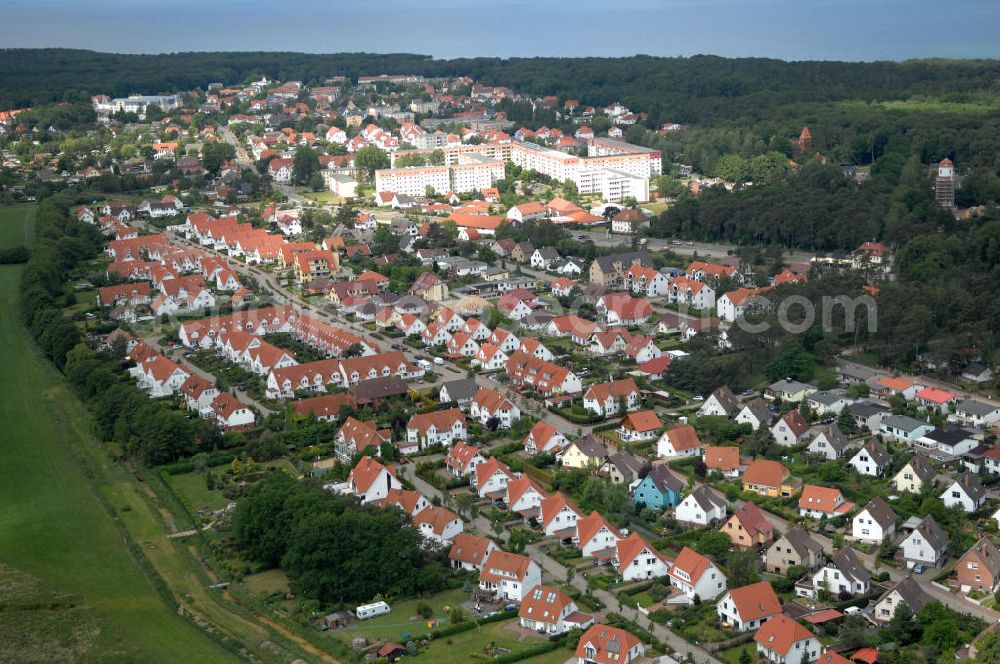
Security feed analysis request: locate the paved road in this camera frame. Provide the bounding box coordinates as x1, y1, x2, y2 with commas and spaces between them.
219, 126, 254, 169
143, 331, 275, 416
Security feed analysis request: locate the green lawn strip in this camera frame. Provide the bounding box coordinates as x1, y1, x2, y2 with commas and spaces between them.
0, 202, 36, 247
407, 618, 551, 663
0, 263, 239, 663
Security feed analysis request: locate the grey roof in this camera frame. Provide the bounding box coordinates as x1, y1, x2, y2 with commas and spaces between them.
860, 497, 897, 529
440, 378, 479, 402
740, 397, 772, 425
954, 471, 987, 502
708, 386, 740, 414
831, 547, 871, 585
569, 435, 610, 460
781, 525, 824, 559
593, 250, 653, 273
957, 399, 1000, 417
924, 426, 977, 447
535, 247, 559, 259
862, 439, 891, 467
912, 516, 949, 552
886, 576, 933, 614
815, 423, 851, 453
645, 465, 685, 494
606, 453, 644, 480
882, 414, 930, 433
768, 377, 812, 394
835, 360, 880, 382
905, 455, 937, 483
688, 485, 727, 513
351, 376, 408, 403
808, 389, 848, 407
850, 399, 889, 419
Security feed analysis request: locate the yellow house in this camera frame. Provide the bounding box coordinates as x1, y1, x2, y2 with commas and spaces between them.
892, 455, 936, 494
483, 267, 510, 282
741, 459, 801, 498
559, 436, 610, 470
410, 272, 449, 302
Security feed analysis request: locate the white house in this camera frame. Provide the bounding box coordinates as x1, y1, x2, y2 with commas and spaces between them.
715, 581, 782, 632
810, 547, 871, 598
478, 550, 542, 603
413, 506, 464, 544
518, 585, 592, 635
668, 546, 727, 600
852, 497, 896, 544
941, 472, 987, 513
848, 440, 891, 477
899, 516, 949, 568
614, 532, 670, 581
753, 615, 820, 664
675, 486, 728, 526
575, 511, 622, 558
348, 456, 402, 504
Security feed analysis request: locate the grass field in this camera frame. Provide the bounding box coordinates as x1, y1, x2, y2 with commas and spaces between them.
405, 619, 552, 664
0, 202, 36, 247
0, 205, 240, 663
337, 588, 470, 642
167, 458, 300, 514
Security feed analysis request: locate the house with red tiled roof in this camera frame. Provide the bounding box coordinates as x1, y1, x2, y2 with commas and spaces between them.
468, 454, 513, 501
669, 546, 727, 599
575, 512, 622, 560
445, 441, 486, 478
772, 410, 810, 446
448, 533, 498, 571
381, 487, 430, 517
753, 615, 820, 664
523, 421, 569, 455
208, 392, 256, 430
619, 410, 662, 442
413, 505, 463, 544
574, 624, 644, 664
722, 502, 775, 548
615, 532, 670, 581
540, 492, 584, 540
596, 293, 653, 326
503, 475, 544, 519
715, 581, 782, 631
657, 424, 702, 459
405, 408, 467, 450
478, 550, 541, 602
348, 456, 401, 503
703, 446, 742, 478
473, 342, 510, 372
798, 485, 853, 519
334, 416, 392, 461
132, 354, 190, 397
742, 459, 798, 497
583, 379, 641, 418
505, 351, 582, 396
518, 585, 593, 635
180, 374, 220, 412
470, 386, 521, 428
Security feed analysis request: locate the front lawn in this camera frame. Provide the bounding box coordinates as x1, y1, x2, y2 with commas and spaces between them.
337, 588, 470, 642
406, 618, 553, 663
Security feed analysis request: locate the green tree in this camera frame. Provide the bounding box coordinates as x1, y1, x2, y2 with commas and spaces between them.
354, 146, 390, 182
292, 146, 320, 185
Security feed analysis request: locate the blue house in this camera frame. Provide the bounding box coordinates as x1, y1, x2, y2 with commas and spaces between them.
632, 465, 684, 509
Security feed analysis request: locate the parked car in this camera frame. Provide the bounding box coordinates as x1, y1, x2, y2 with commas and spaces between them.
433, 357, 444, 366
914, 564, 926, 575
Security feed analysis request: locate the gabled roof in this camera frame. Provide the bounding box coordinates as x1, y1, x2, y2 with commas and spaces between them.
729, 503, 774, 539
448, 533, 494, 566
703, 446, 741, 472
574, 624, 642, 664
777, 410, 809, 437
910, 515, 949, 551
724, 581, 782, 622
480, 550, 535, 582
616, 531, 666, 570
685, 485, 727, 514
506, 475, 546, 507
662, 424, 701, 452
518, 585, 574, 625
779, 525, 824, 559
642, 465, 685, 494
576, 511, 621, 547
540, 492, 583, 529
798, 485, 850, 514
882, 576, 932, 614
859, 497, 897, 529
474, 457, 515, 493
830, 547, 871, 585
412, 505, 460, 535
739, 397, 772, 424
349, 456, 394, 495
858, 439, 891, 467
902, 454, 937, 483
620, 410, 662, 433
669, 546, 713, 583
753, 615, 815, 656
707, 385, 740, 414
959, 537, 1000, 580
952, 471, 986, 501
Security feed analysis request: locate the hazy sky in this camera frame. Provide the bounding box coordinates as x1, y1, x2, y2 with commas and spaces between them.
2, 0, 998, 61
